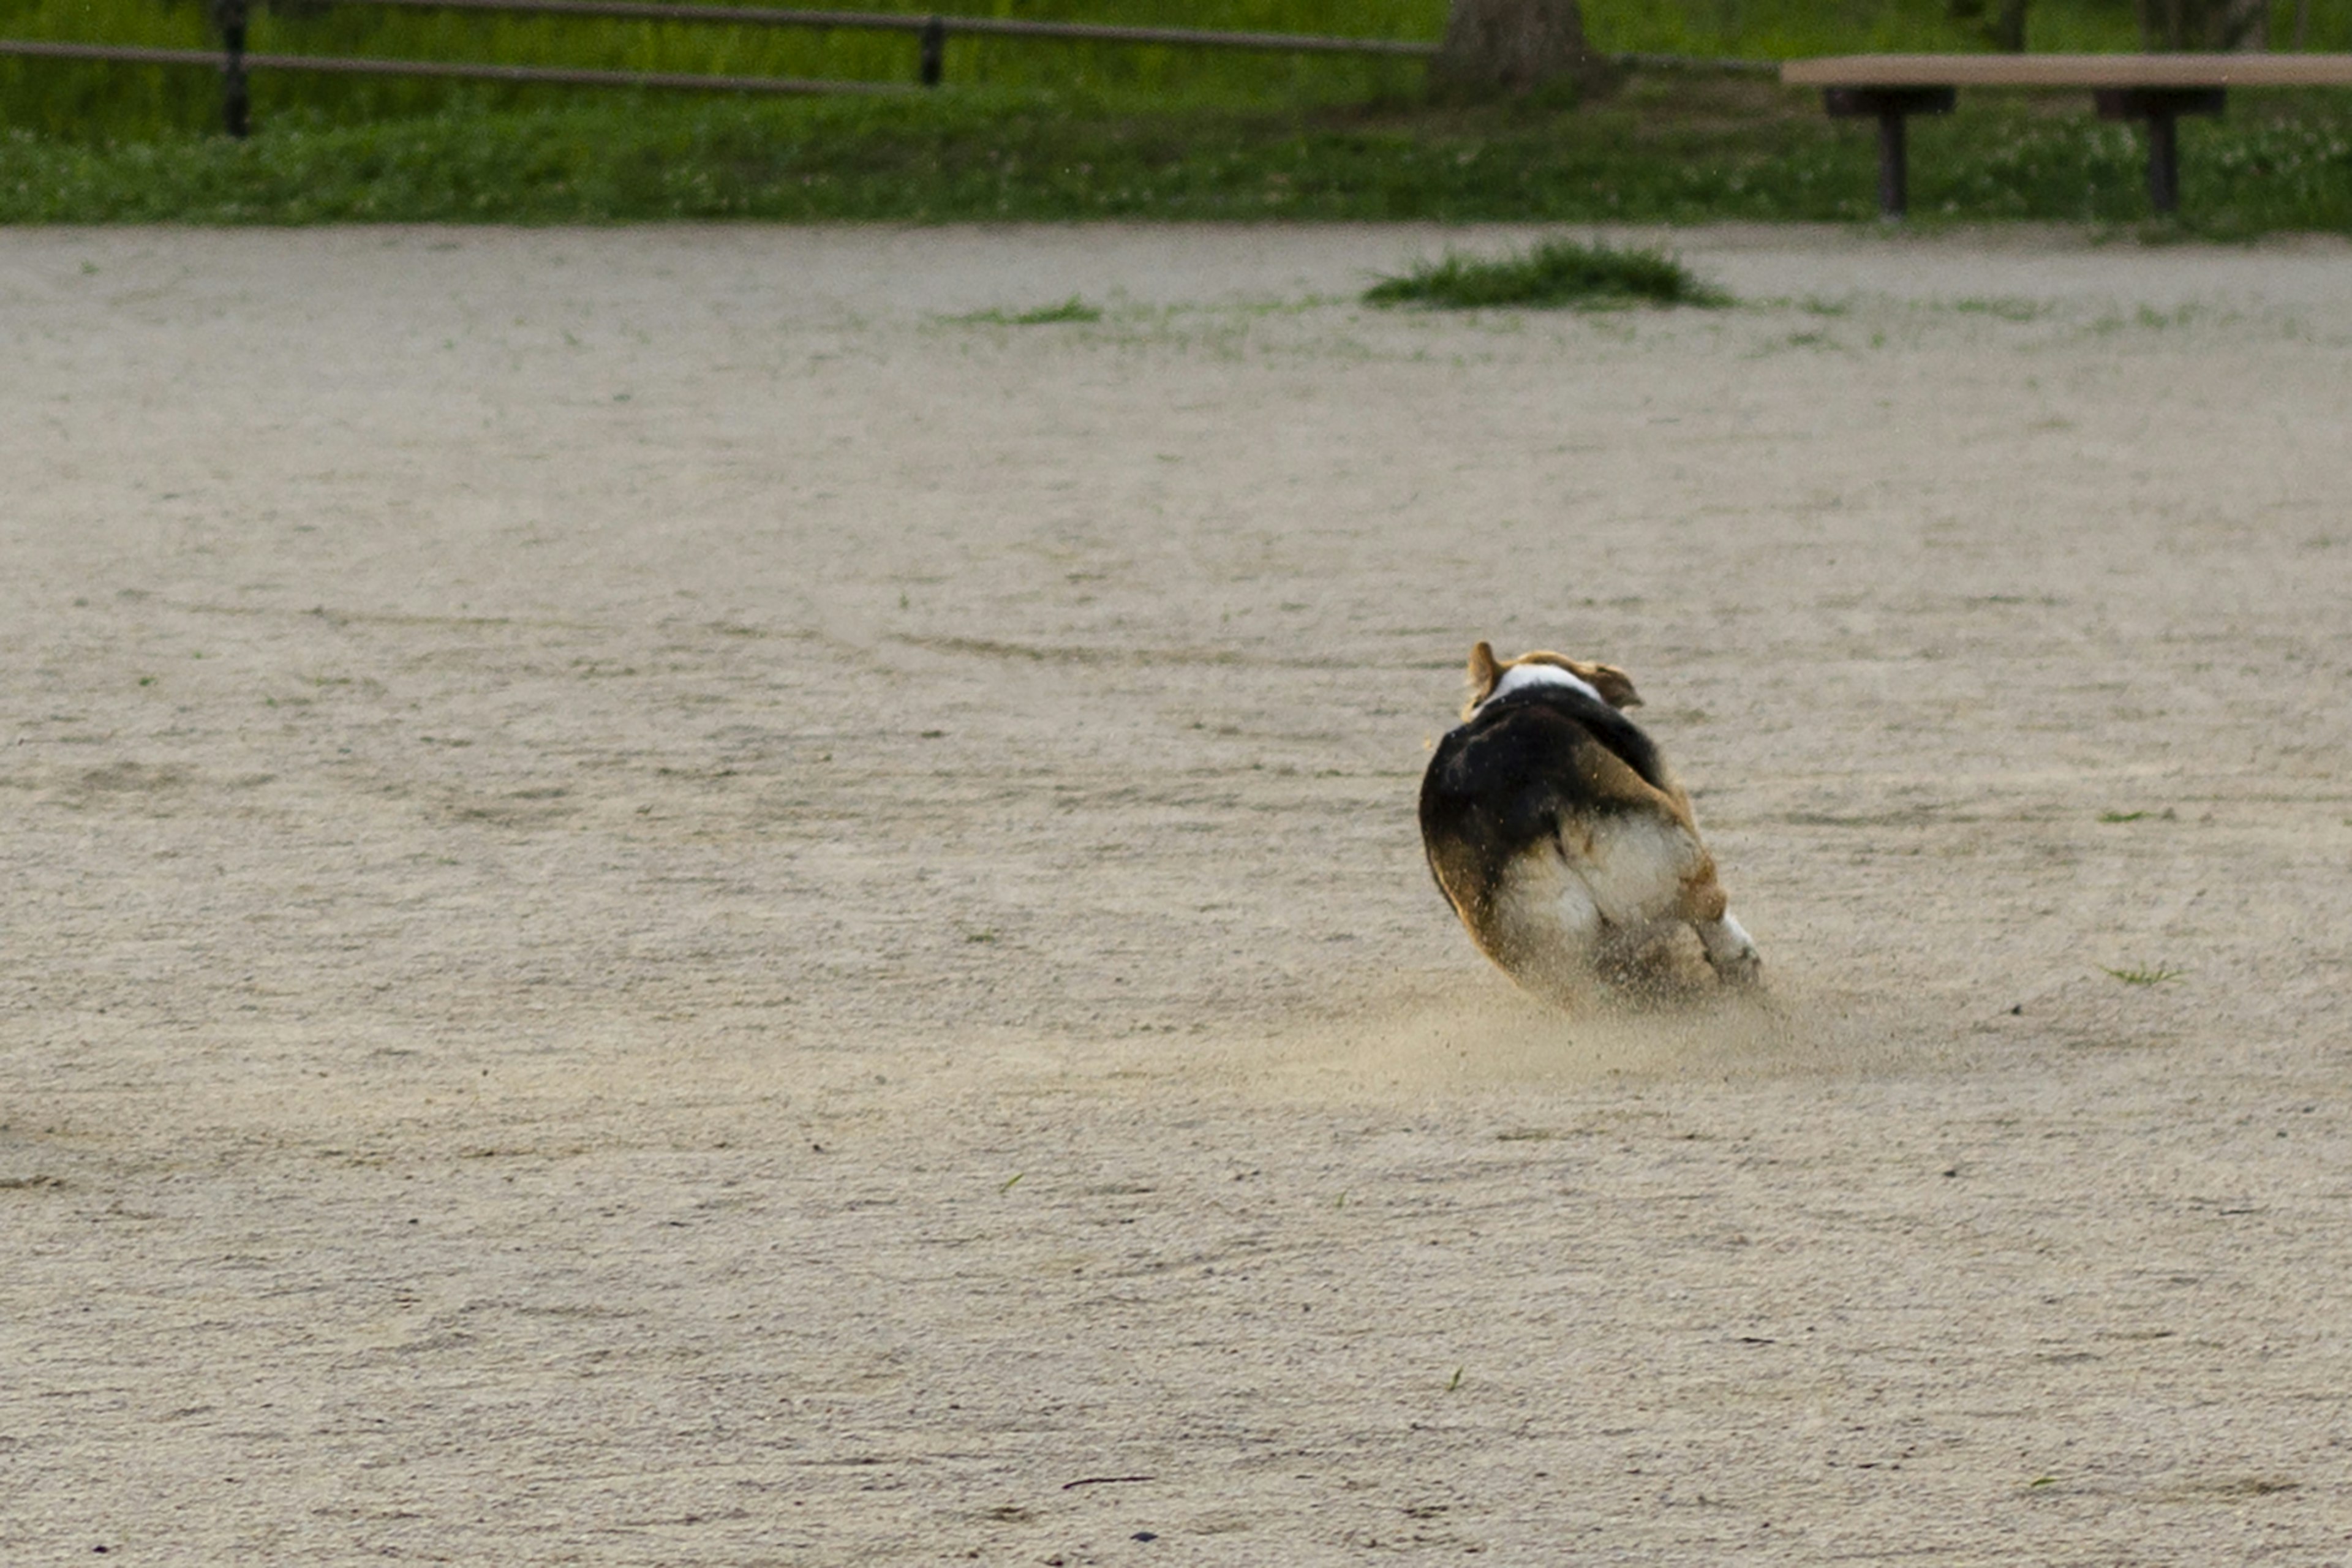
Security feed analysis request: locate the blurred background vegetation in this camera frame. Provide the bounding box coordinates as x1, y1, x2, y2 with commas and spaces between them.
7, 0, 2352, 139
3, 0, 2350, 227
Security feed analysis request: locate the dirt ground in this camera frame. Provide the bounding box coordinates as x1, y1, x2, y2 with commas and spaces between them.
4, 222, 2351, 1565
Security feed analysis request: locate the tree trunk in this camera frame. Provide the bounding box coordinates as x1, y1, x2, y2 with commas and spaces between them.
1429, 0, 1605, 100
2137, 0, 2268, 50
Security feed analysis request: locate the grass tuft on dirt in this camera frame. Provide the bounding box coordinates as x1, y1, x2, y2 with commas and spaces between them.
2103, 963, 2187, 986
1365, 236, 1728, 309
959, 296, 1104, 323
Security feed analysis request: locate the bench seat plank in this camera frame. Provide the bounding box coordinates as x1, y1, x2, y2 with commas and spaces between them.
1785, 53, 2352, 88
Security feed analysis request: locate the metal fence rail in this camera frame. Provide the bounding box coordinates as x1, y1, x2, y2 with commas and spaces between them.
2, 7, 1774, 138
0, 34, 900, 91
360, 0, 1439, 56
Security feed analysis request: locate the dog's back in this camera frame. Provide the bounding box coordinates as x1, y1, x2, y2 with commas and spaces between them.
1419, 642, 1759, 1005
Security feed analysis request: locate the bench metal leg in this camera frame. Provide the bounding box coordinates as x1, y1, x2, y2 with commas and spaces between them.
1877, 107, 1909, 219
2096, 87, 2225, 217
2148, 110, 2179, 213
1823, 87, 1957, 221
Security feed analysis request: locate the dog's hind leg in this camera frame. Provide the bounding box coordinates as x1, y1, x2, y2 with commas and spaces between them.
1487, 848, 1608, 1005
1678, 865, 1762, 986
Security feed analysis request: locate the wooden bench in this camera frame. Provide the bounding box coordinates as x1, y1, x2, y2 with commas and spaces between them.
1784, 53, 2352, 217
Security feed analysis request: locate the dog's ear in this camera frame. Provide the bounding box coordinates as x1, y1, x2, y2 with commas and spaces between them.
1464, 641, 1502, 714
1580, 661, 1642, 709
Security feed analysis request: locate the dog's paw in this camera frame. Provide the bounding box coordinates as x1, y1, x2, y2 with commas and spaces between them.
1711, 948, 1764, 987
1699, 913, 1762, 986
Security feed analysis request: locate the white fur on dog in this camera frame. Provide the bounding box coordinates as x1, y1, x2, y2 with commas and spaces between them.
1493, 851, 1605, 986
1574, 815, 1703, 929
1480, 662, 1603, 710
1491, 814, 1708, 988
1699, 911, 1760, 972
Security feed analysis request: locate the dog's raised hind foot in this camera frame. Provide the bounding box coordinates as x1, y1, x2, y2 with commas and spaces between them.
1698, 911, 1763, 987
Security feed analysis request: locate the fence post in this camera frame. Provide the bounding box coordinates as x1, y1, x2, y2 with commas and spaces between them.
918, 15, 944, 85
213, 0, 251, 136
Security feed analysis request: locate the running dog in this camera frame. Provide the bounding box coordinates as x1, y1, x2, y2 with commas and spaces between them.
1418, 641, 1760, 1006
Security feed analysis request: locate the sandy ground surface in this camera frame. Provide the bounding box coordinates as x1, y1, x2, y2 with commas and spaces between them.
4, 222, 2351, 1565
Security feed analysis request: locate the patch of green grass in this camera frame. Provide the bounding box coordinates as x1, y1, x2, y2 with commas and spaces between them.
1014, 296, 1102, 323
959, 296, 1102, 324
2099, 809, 2150, 823
1365, 235, 1729, 309
1951, 295, 2048, 321
5, 80, 2352, 229
2103, 963, 2186, 986
26, 0, 2352, 145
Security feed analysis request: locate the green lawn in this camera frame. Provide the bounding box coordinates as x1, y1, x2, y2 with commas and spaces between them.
7, 78, 2350, 230
6, 0, 2352, 228
10, 0, 2352, 140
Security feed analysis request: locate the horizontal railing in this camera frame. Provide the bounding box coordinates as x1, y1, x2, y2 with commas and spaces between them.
1, 6, 1777, 137
357, 0, 1439, 56
0, 35, 900, 91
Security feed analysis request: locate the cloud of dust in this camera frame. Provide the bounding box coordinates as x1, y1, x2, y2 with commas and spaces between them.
1198, 967, 1913, 1106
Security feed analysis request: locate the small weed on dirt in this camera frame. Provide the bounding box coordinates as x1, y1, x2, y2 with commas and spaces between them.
960, 298, 1102, 325
2103, 963, 2186, 986
1951, 296, 2048, 321
1365, 238, 1730, 311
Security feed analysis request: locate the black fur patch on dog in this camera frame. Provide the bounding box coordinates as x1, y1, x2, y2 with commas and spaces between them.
1418, 685, 1670, 920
